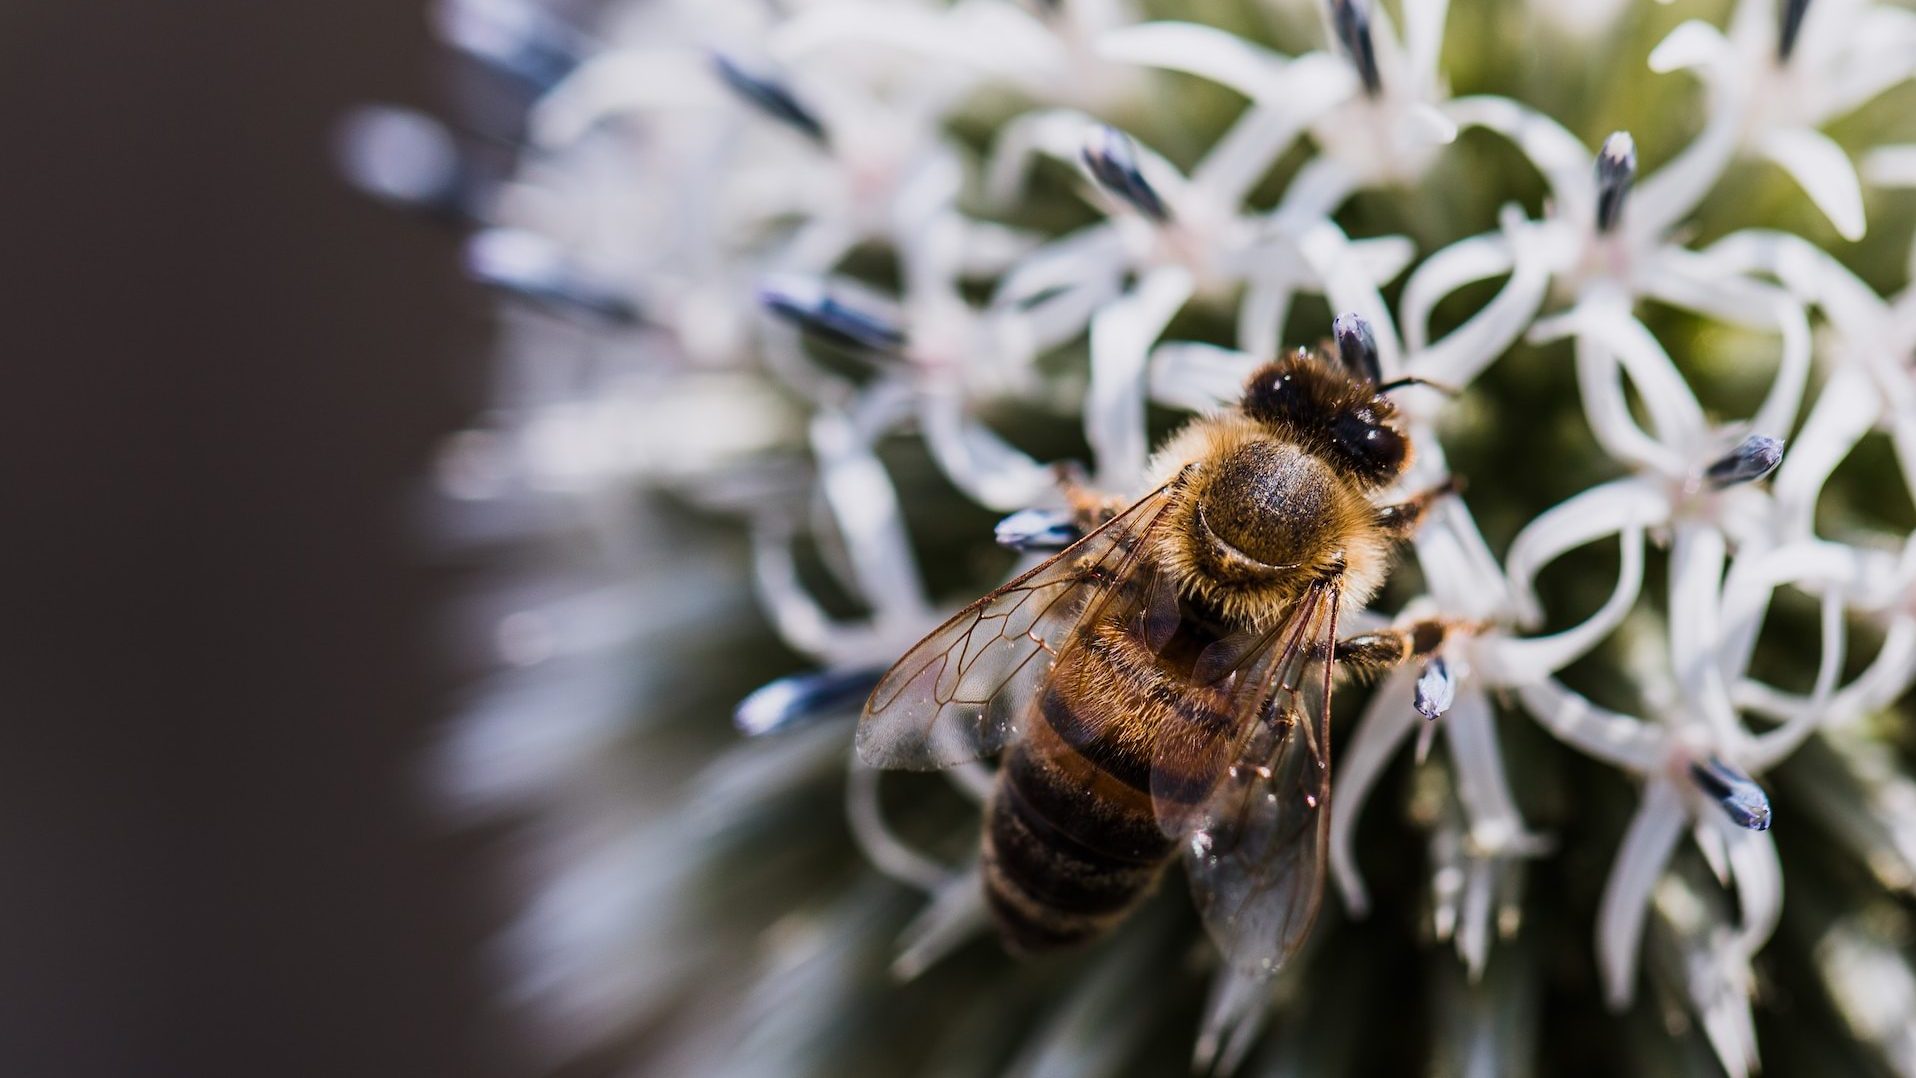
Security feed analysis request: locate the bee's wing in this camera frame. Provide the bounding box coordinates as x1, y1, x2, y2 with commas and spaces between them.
856, 482, 1179, 770
1152, 583, 1341, 978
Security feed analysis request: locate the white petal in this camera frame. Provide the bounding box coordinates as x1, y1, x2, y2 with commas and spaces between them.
1329, 668, 1420, 916
1406, 102, 1459, 145
1443, 684, 1537, 850
530, 50, 720, 146
1596, 777, 1687, 1009
1149, 342, 1260, 413
751, 525, 862, 664
1087, 268, 1195, 488
984, 108, 1098, 209
1488, 523, 1645, 679
1289, 218, 1406, 375
1631, 68, 1742, 238
1236, 269, 1300, 359
1771, 366, 1882, 540
1443, 96, 1594, 217
918, 396, 1055, 511
1402, 0, 1451, 98
1578, 303, 1707, 453
846, 761, 950, 892
812, 409, 933, 628
1409, 234, 1554, 389
1400, 230, 1513, 354
1349, 234, 1419, 287
1862, 145, 1916, 189
1192, 105, 1314, 207
1722, 820, 1783, 954
1667, 523, 1737, 745
1759, 128, 1867, 242
1504, 478, 1667, 627
1572, 326, 1688, 476
1516, 678, 1663, 772
1637, 255, 1813, 441
1646, 19, 1727, 74
1272, 154, 1361, 224
1095, 20, 1289, 100
892, 870, 988, 980
1747, 589, 1845, 772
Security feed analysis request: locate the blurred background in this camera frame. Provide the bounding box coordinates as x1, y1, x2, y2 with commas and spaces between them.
0, 2, 507, 1074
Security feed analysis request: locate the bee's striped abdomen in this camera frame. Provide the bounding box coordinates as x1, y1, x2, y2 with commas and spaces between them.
980, 611, 1228, 952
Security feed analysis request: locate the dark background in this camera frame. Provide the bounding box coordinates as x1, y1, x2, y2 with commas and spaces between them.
1, 2, 505, 1074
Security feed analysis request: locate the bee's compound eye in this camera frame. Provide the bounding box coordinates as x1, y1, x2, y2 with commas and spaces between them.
1330, 413, 1406, 483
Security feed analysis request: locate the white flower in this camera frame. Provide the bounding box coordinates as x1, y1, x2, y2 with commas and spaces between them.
1096, 0, 1459, 213
344, 0, 1916, 1072
1649, 0, 1916, 240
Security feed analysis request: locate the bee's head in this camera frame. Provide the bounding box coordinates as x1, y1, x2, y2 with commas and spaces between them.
1240, 338, 1409, 490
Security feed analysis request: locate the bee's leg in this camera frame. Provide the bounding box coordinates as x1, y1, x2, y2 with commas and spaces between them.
1054, 462, 1130, 531
1334, 618, 1450, 681
1373, 476, 1464, 541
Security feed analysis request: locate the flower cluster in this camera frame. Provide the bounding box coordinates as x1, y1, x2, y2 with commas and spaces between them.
346, 0, 1916, 1073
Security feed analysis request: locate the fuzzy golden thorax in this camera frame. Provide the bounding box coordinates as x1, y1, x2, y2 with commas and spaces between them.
1144, 363, 1408, 630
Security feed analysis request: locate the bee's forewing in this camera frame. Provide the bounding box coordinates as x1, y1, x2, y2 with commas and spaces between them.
1158, 586, 1338, 979
855, 482, 1178, 771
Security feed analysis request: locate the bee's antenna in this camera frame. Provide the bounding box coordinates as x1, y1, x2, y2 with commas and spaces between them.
1374, 376, 1457, 397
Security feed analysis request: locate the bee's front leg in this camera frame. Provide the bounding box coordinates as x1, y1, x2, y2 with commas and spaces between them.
1372, 476, 1464, 541
1333, 618, 1451, 682
1052, 463, 1131, 532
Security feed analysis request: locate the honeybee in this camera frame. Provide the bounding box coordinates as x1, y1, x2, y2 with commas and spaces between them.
857, 315, 1456, 978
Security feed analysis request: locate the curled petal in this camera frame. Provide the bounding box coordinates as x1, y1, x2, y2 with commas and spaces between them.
1596, 776, 1687, 1009
1758, 127, 1867, 242
1646, 18, 1727, 74
1329, 668, 1420, 916
811, 410, 933, 629
918, 395, 1055, 511
1771, 366, 1883, 540
846, 761, 949, 893
1745, 589, 1847, 772
1149, 341, 1260, 413
1862, 144, 1916, 188
1515, 678, 1662, 772
1087, 268, 1196, 487
985, 108, 1101, 208
892, 870, 988, 980
1095, 20, 1289, 100
1443, 96, 1594, 216
1504, 478, 1667, 627
1406, 228, 1552, 388
1487, 523, 1645, 679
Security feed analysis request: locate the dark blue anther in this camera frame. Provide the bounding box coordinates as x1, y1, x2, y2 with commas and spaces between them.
995, 508, 1082, 552
735, 666, 886, 736
1704, 435, 1785, 489
1082, 125, 1171, 223
758, 279, 908, 354
1329, 0, 1382, 97
1688, 755, 1773, 831
1414, 656, 1455, 721
438, 0, 587, 95
1778, 0, 1811, 63
465, 230, 642, 325
1332, 313, 1382, 385
712, 51, 828, 143
1595, 131, 1636, 234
